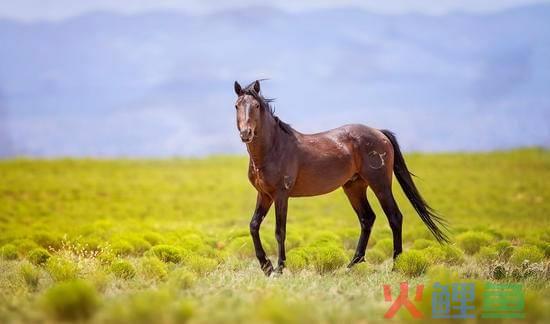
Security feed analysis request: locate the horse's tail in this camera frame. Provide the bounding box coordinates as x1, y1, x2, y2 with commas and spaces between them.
380, 129, 450, 244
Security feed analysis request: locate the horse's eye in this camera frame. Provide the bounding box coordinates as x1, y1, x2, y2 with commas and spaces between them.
235, 105, 238, 110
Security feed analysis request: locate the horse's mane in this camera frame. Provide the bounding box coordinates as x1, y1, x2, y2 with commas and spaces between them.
243, 81, 293, 135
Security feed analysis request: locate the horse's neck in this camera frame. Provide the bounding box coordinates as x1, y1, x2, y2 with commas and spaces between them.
247, 118, 283, 170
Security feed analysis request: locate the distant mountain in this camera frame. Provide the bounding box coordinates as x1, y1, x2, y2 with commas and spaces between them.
0, 5, 549, 156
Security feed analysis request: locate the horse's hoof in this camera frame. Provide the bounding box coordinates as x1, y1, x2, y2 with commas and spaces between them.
261, 260, 274, 276
347, 256, 365, 268
274, 265, 284, 275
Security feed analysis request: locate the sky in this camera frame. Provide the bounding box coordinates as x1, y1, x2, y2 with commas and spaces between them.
0, 1, 549, 157
1, 0, 550, 21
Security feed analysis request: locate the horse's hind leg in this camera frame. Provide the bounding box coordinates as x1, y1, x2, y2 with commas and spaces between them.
371, 184, 403, 259
343, 179, 376, 268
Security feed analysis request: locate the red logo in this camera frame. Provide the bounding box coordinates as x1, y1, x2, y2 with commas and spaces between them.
383, 282, 424, 319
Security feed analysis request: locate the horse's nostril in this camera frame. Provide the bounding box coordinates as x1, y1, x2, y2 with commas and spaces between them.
240, 129, 251, 138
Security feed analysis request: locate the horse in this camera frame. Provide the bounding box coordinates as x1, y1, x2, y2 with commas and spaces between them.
233, 80, 449, 276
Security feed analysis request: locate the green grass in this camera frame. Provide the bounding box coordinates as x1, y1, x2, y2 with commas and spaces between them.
0, 149, 549, 322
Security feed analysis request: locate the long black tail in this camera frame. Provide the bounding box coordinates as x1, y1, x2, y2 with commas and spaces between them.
380, 129, 450, 244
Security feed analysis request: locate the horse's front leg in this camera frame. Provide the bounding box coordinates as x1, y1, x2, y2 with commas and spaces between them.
249, 192, 274, 276
274, 194, 289, 274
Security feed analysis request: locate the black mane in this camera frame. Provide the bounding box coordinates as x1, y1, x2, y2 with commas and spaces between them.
243, 81, 293, 135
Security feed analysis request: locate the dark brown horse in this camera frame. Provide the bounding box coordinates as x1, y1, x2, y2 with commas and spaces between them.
234, 80, 448, 276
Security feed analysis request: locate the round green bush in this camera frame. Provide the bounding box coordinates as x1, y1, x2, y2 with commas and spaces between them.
365, 249, 386, 265
394, 250, 430, 277
140, 257, 168, 281
28, 247, 51, 266
110, 240, 134, 256
126, 236, 152, 254
510, 245, 544, 266
310, 244, 348, 274
111, 260, 136, 279
148, 245, 183, 263
456, 231, 493, 255
373, 238, 394, 258
46, 257, 78, 282
0, 243, 18, 260
286, 248, 309, 271
42, 280, 99, 321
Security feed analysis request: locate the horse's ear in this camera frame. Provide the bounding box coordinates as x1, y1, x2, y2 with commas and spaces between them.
253, 80, 260, 93
234, 81, 243, 96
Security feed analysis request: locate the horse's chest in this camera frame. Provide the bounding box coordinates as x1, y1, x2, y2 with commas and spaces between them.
249, 168, 282, 194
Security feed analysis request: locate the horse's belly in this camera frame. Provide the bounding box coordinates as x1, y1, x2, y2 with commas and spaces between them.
290, 159, 355, 197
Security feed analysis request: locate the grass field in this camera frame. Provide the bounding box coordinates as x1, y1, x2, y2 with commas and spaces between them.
0, 149, 549, 323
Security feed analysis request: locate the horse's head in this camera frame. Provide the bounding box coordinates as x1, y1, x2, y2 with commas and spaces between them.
233, 80, 264, 143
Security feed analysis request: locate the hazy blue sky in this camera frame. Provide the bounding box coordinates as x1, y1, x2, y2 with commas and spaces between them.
1, 0, 550, 21
0, 1, 549, 157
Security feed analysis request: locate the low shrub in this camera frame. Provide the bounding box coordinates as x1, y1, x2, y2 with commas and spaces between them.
41, 280, 99, 321
394, 250, 430, 277
126, 236, 152, 254
111, 260, 136, 279
110, 240, 134, 256
0, 243, 18, 260
148, 245, 183, 263
140, 257, 168, 281
510, 246, 544, 266
28, 247, 51, 266
20, 262, 40, 290
46, 257, 78, 282
184, 255, 217, 275
286, 248, 309, 272
456, 231, 493, 255
365, 249, 386, 265
309, 244, 348, 274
